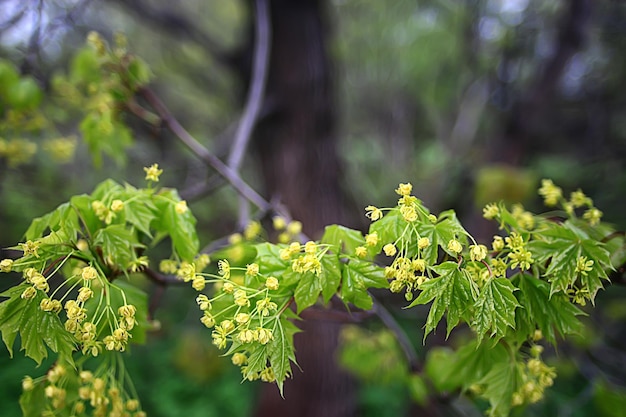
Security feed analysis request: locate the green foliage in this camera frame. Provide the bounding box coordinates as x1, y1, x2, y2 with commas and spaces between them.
1, 37, 623, 417
409, 261, 476, 338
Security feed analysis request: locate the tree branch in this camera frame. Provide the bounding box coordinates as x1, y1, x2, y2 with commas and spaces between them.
228, 0, 271, 172
229, 0, 271, 228
139, 87, 271, 213
370, 293, 420, 372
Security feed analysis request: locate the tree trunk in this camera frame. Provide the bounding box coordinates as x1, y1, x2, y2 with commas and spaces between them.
250, 0, 357, 416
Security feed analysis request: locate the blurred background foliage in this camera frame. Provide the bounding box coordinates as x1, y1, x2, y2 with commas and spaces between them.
1, 0, 626, 416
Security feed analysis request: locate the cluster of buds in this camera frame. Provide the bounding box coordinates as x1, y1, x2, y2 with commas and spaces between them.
282, 241, 323, 276
276, 218, 303, 244
511, 348, 556, 407
386, 256, 429, 301
22, 363, 146, 417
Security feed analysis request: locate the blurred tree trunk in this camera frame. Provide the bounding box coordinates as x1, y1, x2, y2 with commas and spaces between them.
247, 1, 358, 417
493, 0, 592, 164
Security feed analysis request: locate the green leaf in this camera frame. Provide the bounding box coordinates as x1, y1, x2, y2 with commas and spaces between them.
473, 277, 519, 344
514, 274, 585, 344
416, 210, 468, 263
528, 221, 612, 299
437, 341, 509, 392
19, 381, 46, 417
80, 114, 133, 167
321, 225, 365, 254
0, 285, 75, 364
243, 345, 268, 380
24, 212, 52, 241
153, 191, 199, 262
124, 196, 157, 237
320, 254, 342, 303
93, 224, 138, 266
253, 243, 292, 279
369, 211, 407, 248
269, 317, 297, 395
340, 258, 388, 310
294, 272, 322, 313
408, 262, 475, 338
478, 357, 522, 417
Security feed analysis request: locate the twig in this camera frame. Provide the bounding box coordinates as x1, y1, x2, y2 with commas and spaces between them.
370, 293, 420, 372
140, 88, 271, 213
228, 0, 271, 227
142, 267, 185, 319
228, 0, 270, 171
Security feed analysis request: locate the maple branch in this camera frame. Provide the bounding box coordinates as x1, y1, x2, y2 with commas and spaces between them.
140, 87, 271, 213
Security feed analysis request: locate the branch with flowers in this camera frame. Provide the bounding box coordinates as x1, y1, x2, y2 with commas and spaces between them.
1, 32, 626, 417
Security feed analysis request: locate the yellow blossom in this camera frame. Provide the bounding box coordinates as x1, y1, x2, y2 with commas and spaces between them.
159, 259, 178, 274
223, 282, 235, 293
286, 220, 302, 236
238, 329, 256, 344
196, 294, 211, 311
232, 352, 247, 366
447, 239, 463, 254
492, 236, 504, 252
257, 328, 273, 345
265, 276, 279, 290
81, 266, 98, 281
22, 376, 35, 391
110, 199, 124, 212
21, 286, 37, 299
260, 367, 276, 382
235, 313, 250, 324
383, 243, 397, 257
175, 200, 188, 214
470, 244, 488, 262
200, 312, 215, 328
508, 249, 534, 271
583, 208, 602, 226
246, 263, 259, 276
365, 205, 383, 221
482, 203, 499, 220
395, 182, 413, 196
570, 189, 591, 208
77, 286, 93, 302
244, 221, 262, 240
272, 216, 286, 230
192, 276, 206, 291
20, 240, 40, 258
355, 246, 367, 258
538, 179, 562, 206
418, 237, 430, 249
365, 232, 379, 247
304, 241, 317, 254
400, 205, 418, 222
218, 260, 231, 278
277, 232, 290, 243
229, 233, 243, 244
144, 163, 163, 182
575, 256, 594, 275
0, 259, 13, 272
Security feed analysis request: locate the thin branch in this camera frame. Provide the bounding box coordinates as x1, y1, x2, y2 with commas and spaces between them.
228, 0, 271, 171
228, 0, 271, 227
139, 87, 271, 213
370, 293, 420, 372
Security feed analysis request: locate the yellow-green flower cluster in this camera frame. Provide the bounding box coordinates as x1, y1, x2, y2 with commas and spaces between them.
537, 179, 603, 225
23, 362, 146, 417
280, 241, 324, 276
511, 353, 556, 407
191, 258, 286, 383
273, 216, 303, 244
